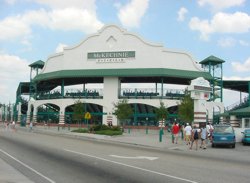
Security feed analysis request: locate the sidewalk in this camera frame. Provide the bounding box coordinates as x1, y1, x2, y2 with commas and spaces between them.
21, 125, 192, 151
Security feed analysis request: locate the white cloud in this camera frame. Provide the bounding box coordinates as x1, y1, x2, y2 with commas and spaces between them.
0, 1, 103, 41
239, 40, 249, 46
231, 57, 250, 72
223, 76, 250, 80
177, 7, 188, 22
0, 54, 30, 103
0, 16, 31, 40
33, 0, 96, 10
118, 0, 149, 28
55, 43, 68, 53
189, 17, 213, 41
189, 12, 250, 41
217, 37, 236, 47
198, 0, 245, 11
5, 0, 16, 5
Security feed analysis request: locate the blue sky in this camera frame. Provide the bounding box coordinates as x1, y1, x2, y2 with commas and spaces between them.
0, 0, 249, 105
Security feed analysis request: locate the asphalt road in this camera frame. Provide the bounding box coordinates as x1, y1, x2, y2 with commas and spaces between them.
0, 130, 249, 183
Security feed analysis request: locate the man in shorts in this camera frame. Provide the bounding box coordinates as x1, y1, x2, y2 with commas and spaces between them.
184, 123, 192, 147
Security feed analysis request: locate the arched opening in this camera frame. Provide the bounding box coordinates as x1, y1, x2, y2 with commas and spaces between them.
65, 103, 103, 125
37, 103, 60, 124
125, 103, 178, 126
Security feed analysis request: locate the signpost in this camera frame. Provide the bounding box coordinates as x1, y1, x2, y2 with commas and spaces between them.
84, 112, 91, 129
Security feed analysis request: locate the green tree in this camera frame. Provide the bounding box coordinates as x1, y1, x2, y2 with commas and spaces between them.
113, 99, 133, 126
178, 90, 194, 124
154, 101, 169, 122
72, 100, 85, 127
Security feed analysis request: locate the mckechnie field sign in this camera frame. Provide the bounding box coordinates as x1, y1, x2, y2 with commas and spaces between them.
87, 51, 135, 63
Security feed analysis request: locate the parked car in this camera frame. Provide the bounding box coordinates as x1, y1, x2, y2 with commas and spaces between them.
242, 129, 250, 145
212, 124, 236, 148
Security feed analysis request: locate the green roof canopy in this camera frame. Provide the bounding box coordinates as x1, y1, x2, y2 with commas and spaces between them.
16, 82, 30, 96
29, 60, 44, 69
199, 55, 225, 65
230, 106, 250, 116
223, 80, 250, 93
33, 68, 213, 83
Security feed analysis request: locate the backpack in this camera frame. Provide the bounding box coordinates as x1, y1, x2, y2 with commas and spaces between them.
194, 129, 199, 139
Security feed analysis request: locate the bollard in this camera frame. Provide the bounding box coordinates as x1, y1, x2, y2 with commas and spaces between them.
68, 124, 70, 131
128, 128, 131, 134
58, 125, 59, 131
146, 127, 148, 134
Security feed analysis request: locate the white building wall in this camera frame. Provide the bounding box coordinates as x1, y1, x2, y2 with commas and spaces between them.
29, 25, 223, 126
40, 25, 203, 73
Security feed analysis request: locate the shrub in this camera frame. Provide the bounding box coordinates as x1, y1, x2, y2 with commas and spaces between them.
90, 124, 110, 131
71, 128, 89, 133
111, 126, 121, 131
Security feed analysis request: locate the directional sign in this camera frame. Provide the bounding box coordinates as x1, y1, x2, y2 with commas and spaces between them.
110, 155, 158, 161
84, 112, 91, 120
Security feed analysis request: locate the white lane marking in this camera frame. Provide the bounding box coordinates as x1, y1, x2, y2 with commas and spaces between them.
110, 154, 158, 161
64, 149, 197, 183
0, 149, 56, 183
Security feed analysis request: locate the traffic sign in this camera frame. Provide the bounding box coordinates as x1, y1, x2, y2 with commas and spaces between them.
84, 112, 91, 120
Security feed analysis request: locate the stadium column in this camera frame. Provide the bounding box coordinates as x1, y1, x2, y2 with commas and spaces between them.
33, 106, 37, 123
103, 77, 120, 126
26, 104, 31, 124
59, 106, 66, 125
17, 102, 22, 124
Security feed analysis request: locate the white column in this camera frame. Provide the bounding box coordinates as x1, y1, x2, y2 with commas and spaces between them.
193, 99, 207, 124
59, 106, 65, 125
230, 115, 239, 127
33, 106, 37, 123
102, 77, 119, 126
26, 103, 31, 124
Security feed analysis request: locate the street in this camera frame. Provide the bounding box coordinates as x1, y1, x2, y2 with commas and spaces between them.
0, 128, 250, 183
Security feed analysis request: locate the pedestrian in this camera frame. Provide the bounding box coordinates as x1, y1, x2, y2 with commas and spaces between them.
172, 122, 179, 144
200, 124, 208, 149
12, 121, 16, 132
206, 122, 214, 142
190, 124, 201, 150
179, 124, 184, 140
29, 121, 33, 132
184, 123, 192, 148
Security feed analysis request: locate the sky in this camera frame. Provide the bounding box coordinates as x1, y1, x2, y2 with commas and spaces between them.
0, 0, 250, 107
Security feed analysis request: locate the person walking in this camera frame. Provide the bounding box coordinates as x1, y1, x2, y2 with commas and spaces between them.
12, 121, 16, 132
172, 122, 179, 144
29, 121, 33, 132
184, 123, 192, 148
190, 124, 201, 150
206, 122, 214, 142
200, 124, 208, 149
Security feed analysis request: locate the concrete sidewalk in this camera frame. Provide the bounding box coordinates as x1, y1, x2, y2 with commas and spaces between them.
23, 125, 192, 151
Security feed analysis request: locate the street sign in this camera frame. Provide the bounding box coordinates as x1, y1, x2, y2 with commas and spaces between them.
84, 112, 91, 120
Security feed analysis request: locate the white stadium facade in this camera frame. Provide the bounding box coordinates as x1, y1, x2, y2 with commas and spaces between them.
1, 24, 249, 129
